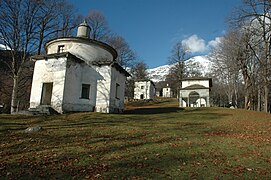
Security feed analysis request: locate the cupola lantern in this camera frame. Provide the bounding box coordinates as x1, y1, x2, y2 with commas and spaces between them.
77, 21, 91, 38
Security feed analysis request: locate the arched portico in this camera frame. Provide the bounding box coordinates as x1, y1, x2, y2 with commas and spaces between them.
189, 91, 200, 107
179, 78, 212, 108
180, 89, 210, 107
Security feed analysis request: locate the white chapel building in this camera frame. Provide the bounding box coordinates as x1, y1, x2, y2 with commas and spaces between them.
179, 77, 212, 107
162, 84, 172, 98
134, 81, 156, 100
29, 22, 130, 114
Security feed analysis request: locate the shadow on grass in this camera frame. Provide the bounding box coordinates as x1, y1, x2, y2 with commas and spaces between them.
124, 107, 184, 114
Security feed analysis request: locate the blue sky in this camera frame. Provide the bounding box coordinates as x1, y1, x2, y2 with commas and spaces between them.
68, 0, 242, 68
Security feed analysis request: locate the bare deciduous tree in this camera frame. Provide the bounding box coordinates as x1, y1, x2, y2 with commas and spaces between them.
210, 31, 244, 107
232, 0, 271, 112
85, 10, 111, 41
107, 35, 137, 69
167, 41, 191, 97
0, 0, 39, 113
211, 0, 271, 111
36, 0, 78, 54
84, 10, 137, 69
125, 61, 149, 100
0, 0, 76, 113
185, 60, 204, 78
130, 61, 149, 81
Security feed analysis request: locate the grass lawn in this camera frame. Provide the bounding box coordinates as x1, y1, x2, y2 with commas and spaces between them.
0, 98, 271, 179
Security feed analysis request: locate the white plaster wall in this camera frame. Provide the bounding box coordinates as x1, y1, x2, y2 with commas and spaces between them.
162, 88, 172, 97
95, 65, 112, 113
134, 81, 148, 99
134, 81, 155, 100
47, 41, 72, 54
47, 40, 113, 64
109, 67, 126, 113
182, 79, 210, 88
29, 57, 67, 113
45, 38, 117, 113
62, 58, 100, 112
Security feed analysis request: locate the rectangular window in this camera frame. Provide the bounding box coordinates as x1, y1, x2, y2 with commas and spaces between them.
81, 84, 90, 99
57, 45, 65, 53
141, 86, 144, 89
115, 83, 120, 99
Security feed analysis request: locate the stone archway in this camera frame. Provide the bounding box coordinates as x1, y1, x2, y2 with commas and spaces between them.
188, 91, 200, 107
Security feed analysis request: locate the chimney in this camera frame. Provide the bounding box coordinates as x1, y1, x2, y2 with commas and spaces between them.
77, 21, 91, 38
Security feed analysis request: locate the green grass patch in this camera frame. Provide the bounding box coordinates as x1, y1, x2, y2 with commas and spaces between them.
0, 101, 271, 179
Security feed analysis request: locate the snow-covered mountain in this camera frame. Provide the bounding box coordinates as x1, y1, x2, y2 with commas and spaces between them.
147, 64, 172, 83
147, 55, 212, 82
0, 44, 10, 50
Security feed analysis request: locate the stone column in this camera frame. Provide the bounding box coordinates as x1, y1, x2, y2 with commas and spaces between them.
206, 96, 210, 107
179, 91, 182, 107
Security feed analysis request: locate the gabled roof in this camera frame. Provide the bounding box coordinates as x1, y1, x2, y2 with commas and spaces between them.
182, 77, 211, 81
181, 77, 212, 87
181, 84, 209, 90
135, 80, 155, 87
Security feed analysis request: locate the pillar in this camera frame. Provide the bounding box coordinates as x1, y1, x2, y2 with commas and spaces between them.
179, 91, 182, 107
206, 96, 210, 107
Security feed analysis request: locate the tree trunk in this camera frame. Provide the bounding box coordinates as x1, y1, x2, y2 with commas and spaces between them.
234, 87, 238, 108
240, 62, 253, 110
244, 78, 252, 110
10, 75, 19, 114
245, 95, 250, 110
257, 86, 261, 111
227, 93, 233, 106
264, 84, 269, 112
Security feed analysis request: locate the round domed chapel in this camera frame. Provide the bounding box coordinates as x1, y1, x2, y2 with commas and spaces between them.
29, 22, 129, 114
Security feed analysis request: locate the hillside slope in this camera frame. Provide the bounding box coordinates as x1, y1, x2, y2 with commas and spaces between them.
1, 105, 270, 179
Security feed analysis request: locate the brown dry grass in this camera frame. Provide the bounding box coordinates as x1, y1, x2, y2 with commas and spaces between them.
0, 98, 270, 179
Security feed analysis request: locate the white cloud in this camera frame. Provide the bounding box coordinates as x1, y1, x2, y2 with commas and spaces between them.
182, 35, 207, 53
182, 34, 223, 53
207, 37, 222, 49
174, 34, 222, 54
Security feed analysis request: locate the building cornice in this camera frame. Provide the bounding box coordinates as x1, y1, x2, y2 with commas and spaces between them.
31, 52, 130, 77
45, 37, 118, 60
31, 52, 82, 62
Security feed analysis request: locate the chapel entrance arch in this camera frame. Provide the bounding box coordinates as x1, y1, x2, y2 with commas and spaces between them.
188, 91, 200, 107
